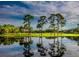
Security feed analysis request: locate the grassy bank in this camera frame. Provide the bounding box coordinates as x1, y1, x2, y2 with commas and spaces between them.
0, 33, 79, 38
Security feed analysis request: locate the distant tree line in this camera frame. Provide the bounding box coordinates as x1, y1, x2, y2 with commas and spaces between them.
0, 24, 20, 34
0, 24, 79, 34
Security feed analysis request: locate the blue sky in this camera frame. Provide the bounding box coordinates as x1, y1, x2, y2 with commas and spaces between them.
0, 1, 79, 30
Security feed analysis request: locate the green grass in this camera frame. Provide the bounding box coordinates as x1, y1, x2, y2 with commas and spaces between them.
0, 33, 79, 38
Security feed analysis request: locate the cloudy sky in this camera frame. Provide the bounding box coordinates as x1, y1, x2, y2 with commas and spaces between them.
0, 1, 79, 30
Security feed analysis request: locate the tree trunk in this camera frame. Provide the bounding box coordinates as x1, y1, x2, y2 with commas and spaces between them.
61, 25, 63, 46
28, 20, 31, 42
54, 25, 55, 44
57, 22, 59, 50
41, 27, 43, 45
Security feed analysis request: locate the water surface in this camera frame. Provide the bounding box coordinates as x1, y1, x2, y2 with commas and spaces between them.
0, 37, 79, 57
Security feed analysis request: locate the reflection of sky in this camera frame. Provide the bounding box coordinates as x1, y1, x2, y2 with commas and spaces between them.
0, 1, 79, 30
0, 37, 78, 57
0, 43, 23, 57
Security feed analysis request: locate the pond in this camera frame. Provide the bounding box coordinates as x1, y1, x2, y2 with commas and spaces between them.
0, 37, 79, 57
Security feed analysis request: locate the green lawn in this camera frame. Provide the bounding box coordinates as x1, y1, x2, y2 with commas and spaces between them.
0, 33, 79, 38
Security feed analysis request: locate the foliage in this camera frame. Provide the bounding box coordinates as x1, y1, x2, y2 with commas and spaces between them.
0, 24, 20, 34
0, 14, 79, 34
23, 14, 34, 32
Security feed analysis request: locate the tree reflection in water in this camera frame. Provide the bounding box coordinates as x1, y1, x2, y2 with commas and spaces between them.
0, 37, 20, 45
19, 37, 34, 57
47, 37, 66, 57
37, 37, 47, 56
0, 36, 67, 57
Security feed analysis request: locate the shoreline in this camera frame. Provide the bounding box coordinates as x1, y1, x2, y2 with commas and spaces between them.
0, 33, 79, 37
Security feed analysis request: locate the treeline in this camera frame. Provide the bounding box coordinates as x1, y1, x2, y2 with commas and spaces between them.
0, 13, 79, 34
0, 24, 61, 34
0, 24, 20, 34
64, 28, 79, 34
0, 24, 79, 34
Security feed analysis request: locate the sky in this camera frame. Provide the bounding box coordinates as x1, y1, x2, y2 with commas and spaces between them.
0, 1, 79, 30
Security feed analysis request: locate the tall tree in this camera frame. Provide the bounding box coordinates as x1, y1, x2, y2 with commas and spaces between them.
56, 13, 66, 32
48, 14, 56, 47
56, 13, 66, 52
23, 14, 34, 36
37, 16, 46, 36
48, 13, 66, 35
48, 14, 56, 36
37, 16, 46, 46
48, 13, 66, 54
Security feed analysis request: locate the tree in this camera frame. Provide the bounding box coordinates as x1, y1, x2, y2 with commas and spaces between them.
48, 13, 66, 34
48, 14, 57, 46
37, 16, 47, 36
37, 16, 47, 50
0, 24, 20, 34
48, 13, 66, 54
23, 14, 34, 42
56, 13, 66, 32
56, 13, 66, 51
23, 14, 34, 36
48, 14, 56, 36
19, 26, 24, 33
